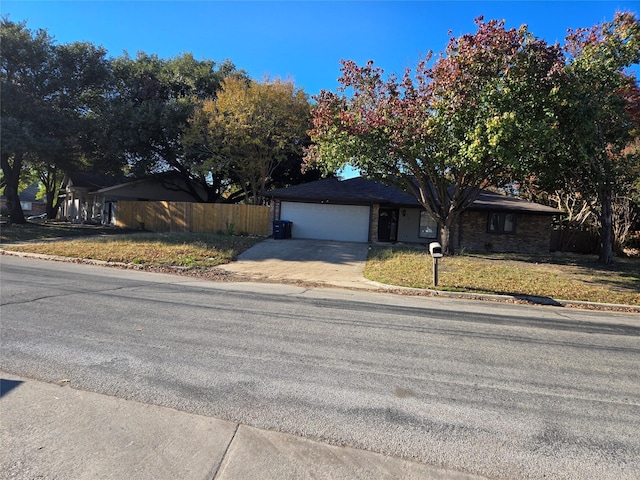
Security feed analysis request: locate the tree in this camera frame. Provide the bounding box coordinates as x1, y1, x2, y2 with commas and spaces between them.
186, 77, 312, 204
546, 12, 640, 263
306, 18, 563, 253
1, 18, 112, 221
1, 17, 55, 223
36, 41, 112, 218
109, 52, 244, 202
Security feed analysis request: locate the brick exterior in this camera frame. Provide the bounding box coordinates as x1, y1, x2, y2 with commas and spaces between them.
369, 204, 380, 242
268, 197, 554, 254
269, 199, 281, 236
456, 210, 553, 254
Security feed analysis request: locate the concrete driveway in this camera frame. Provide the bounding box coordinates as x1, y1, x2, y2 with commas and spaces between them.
219, 239, 378, 290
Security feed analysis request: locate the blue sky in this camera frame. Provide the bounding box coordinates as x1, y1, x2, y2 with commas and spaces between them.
2, 1, 638, 96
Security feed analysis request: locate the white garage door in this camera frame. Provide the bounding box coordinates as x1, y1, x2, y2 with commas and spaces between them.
280, 202, 370, 242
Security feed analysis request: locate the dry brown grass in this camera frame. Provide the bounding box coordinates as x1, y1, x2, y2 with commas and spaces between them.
365, 246, 640, 306
3, 224, 638, 306
2, 231, 263, 269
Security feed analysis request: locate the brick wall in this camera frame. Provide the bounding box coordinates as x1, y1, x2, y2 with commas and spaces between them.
369, 204, 380, 242
456, 210, 553, 254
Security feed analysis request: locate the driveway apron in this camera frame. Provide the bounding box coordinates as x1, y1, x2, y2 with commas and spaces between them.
219, 239, 376, 290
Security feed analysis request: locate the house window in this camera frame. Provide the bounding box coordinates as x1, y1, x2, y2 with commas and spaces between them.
419, 211, 438, 239
487, 212, 516, 234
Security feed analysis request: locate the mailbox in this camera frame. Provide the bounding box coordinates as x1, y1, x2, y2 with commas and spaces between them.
429, 242, 443, 258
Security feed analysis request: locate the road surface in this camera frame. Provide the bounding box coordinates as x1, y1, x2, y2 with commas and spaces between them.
1, 255, 639, 479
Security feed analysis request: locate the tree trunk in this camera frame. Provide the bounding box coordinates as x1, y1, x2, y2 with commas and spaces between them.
46, 189, 61, 220
41, 165, 62, 220
598, 186, 614, 264
440, 215, 457, 255
1, 152, 26, 224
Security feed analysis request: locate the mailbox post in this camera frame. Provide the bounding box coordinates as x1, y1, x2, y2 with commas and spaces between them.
429, 242, 444, 286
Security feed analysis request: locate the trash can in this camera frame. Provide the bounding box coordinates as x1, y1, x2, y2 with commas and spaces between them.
273, 220, 292, 239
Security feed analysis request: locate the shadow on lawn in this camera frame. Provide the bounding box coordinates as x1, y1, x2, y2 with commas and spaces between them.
0, 221, 134, 243
477, 252, 640, 296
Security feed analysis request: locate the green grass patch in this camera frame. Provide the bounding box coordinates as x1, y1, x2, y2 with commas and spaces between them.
365, 246, 640, 306
2, 230, 263, 269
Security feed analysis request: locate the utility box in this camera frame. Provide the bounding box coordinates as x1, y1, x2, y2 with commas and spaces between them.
273, 220, 292, 239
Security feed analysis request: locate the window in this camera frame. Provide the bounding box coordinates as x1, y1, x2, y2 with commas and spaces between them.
487, 212, 516, 234
419, 211, 438, 239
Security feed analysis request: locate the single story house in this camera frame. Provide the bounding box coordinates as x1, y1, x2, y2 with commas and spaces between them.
59, 172, 205, 224
0, 183, 46, 218
95, 173, 207, 225
265, 177, 562, 254
58, 172, 125, 222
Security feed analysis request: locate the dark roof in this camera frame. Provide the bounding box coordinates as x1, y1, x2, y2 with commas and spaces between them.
470, 190, 561, 214
64, 172, 127, 190
96, 171, 186, 194
266, 177, 419, 206
0, 182, 45, 203
266, 177, 561, 215
19, 183, 44, 203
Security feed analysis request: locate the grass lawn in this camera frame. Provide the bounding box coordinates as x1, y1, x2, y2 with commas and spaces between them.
1, 223, 263, 269
2, 222, 639, 306
365, 246, 640, 306
0, 221, 129, 243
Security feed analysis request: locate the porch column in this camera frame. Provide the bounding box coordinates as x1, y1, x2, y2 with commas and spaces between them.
370, 204, 380, 243
269, 199, 281, 236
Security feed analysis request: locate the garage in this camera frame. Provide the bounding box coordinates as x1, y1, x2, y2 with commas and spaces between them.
280, 201, 371, 242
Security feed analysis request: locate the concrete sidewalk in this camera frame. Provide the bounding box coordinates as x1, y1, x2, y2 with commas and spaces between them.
1, 372, 485, 480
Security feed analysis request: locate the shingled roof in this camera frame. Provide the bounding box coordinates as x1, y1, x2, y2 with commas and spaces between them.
266, 177, 417, 205
63, 172, 127, 190
266, 177, 561, 215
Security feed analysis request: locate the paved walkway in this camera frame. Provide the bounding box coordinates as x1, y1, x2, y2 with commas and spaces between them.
1, 372, 485, 480
218, 239, 381, 290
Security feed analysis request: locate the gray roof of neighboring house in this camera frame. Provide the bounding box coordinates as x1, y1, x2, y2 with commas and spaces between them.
64, 172, 127, 191
96, 171, 198, 194
19, 183, 44, 203
266, 177, 562, 215
0, 183, 45, 203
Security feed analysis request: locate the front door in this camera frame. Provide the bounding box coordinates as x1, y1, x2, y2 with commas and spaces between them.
378, 208, 399, 242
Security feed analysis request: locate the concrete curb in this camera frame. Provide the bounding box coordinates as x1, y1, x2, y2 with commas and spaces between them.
368, 281, 640, 313
1, 247, 638, 313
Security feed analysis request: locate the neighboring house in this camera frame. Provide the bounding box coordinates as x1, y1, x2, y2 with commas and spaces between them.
265, 177, 562, 254
95, 173, 206, 225
0, 183, 47, 217
58, 172, 125, 223
59, 172, 206, 224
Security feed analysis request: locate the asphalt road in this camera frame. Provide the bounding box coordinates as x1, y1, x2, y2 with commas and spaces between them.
1, 255, 639, 480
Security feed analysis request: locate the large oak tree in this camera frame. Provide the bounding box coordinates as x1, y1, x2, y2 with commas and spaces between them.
1, 17, 112, 221
1, 18, 55, 223
108, 52, 245, 202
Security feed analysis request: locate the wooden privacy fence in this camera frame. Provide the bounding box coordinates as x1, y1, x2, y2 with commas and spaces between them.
116, 201, 271, 235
